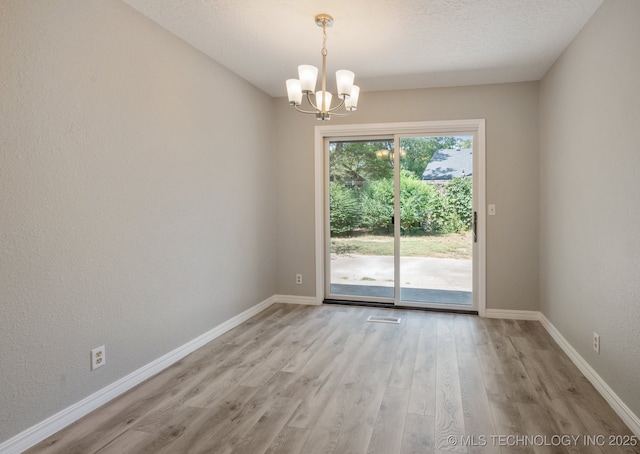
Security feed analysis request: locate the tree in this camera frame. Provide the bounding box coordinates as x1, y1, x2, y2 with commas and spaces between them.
399, 137, 458, 178
330, 136, 473, 183
329, 140, 393, 186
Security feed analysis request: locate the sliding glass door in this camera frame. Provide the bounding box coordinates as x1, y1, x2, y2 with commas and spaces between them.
325, 132, 476, 311
398, 136, 473, 307
328, 138, 396, 301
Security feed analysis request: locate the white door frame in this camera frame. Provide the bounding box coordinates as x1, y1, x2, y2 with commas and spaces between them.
314, 120, 486, 316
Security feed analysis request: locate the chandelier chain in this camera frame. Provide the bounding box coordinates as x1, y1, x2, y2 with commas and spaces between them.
321, 21, 328, 57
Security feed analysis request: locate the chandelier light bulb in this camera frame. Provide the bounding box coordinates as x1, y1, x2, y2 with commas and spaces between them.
345, 85, 360, 111
336, 70, 355, 99
286, 79, 303, 105
298, 65, 318, 93
315, 91, 332, 111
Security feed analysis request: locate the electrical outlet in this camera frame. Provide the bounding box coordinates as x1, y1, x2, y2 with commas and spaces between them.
296, 274, 303, 285
91, 345, 106, 370
593, 333, 600, 354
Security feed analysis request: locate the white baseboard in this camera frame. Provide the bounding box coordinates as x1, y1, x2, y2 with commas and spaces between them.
484, 309, 542, 320
274, 294, 320, 305
538, 314, 640, 438
0, 296, 277, 454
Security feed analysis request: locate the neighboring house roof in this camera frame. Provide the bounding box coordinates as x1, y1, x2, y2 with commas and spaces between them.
422, 148, 472, 180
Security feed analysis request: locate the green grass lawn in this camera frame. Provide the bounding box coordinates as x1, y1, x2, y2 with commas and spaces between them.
331, 232, 472, 259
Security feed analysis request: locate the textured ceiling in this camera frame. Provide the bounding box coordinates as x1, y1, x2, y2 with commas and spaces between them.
121, 0, 603, 97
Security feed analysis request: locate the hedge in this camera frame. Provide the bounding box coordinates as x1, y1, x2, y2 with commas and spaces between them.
329, 175, 472, 236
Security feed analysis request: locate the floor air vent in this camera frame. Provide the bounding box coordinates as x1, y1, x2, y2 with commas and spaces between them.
366, 315, 401, 324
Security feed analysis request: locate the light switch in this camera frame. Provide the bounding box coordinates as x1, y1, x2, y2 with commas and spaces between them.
488, 204, 496, 216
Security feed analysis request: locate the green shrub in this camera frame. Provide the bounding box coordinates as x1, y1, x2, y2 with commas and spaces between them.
359, 172, 437, 234
359, 178, 394, 233
399, 171, 438, 233
329, 182, 358, 235
427, 193, 462, 233
445, 177, 473, 230
337, 173, 472, 235
426, 177, 472, 233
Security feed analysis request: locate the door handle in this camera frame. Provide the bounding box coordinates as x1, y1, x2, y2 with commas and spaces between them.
472, 211, 477, 243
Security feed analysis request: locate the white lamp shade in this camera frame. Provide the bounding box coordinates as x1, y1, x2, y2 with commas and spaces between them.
315, 91, 332, 111
345, 85, 360, 110
298, 65, 318, 93
286, 79, 303, 105
336, 70, 355, 99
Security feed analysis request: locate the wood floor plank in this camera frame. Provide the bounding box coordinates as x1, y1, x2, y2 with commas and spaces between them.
135, 384, 257, 435
453, 315, 476, 353
367, 386, 410, 454
289, 310, 360, 382
238, 321, 322, 388
401, 414, 435, 454
264, 426, 311, 454
468, 317, 504, 375
300, 359, 393, 454
456, 352, 500, 454
453, 316, 500, 453
482, 372, 534, 454
332, 359, 394, 454
151, 390, 275, 454
483, 321, 539, 404
180, 323, 299, 408
286, 331, 367, 428
434, 315, 467, 453
407, 321, 437, 416
225, 397, 302, 454
93, 430, 156, 454
513, 320, 557, 351
511, 337, 595, 444
116, 386, 259, 454
105, 406, 208, 454
388, 313, 422, 389
353, 312, 403, 363
279, 308, 344, 373
212, 304, 293, 347
500, 319, 526, 337
516, 402, 567, 454
372, 319, 405, 363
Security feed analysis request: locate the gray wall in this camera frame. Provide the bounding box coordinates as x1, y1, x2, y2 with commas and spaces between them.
275, 82, 540, 312
539, 0, 640, 419
0, 0, 276, 443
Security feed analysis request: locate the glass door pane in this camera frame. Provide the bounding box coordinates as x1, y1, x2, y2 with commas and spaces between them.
328, 138, 395, 301
398, 136, 473, 307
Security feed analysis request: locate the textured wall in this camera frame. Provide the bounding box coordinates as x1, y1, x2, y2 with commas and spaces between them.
0, 0, 276, 443
275, 82, 540, 311
539, 0, 640, 419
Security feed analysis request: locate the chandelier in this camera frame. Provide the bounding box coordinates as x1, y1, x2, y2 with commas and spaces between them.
285, 14, 360, 120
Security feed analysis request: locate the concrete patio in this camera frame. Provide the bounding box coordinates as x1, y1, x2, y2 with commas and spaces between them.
329, 254, 472, 305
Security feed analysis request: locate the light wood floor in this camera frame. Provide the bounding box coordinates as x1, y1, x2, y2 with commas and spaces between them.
26, 304, 638, 454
